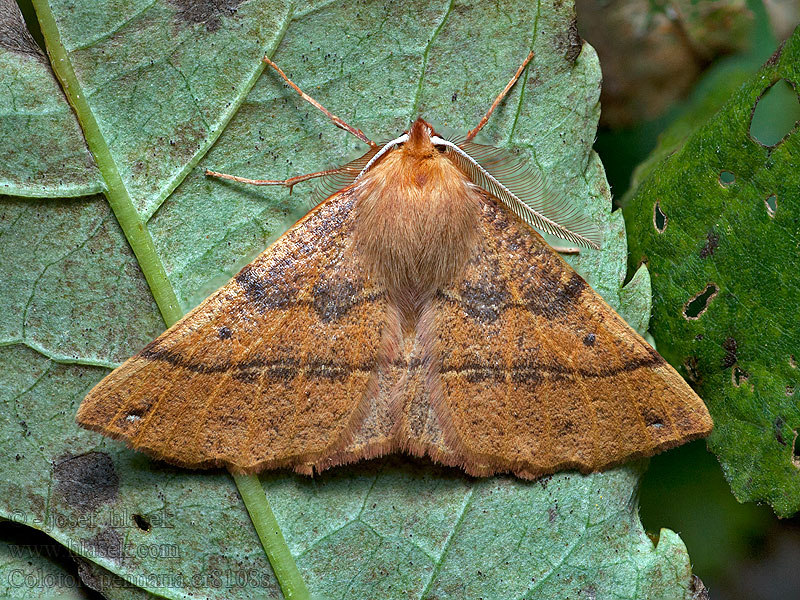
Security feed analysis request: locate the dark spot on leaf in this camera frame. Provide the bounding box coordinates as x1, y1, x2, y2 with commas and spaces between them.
54, 452, 119, 514
765, 40, 786, 66
683, 356, 701, 385
689, 575, 710, 600
563, 18, 583, 62
699, 231, 719, 259
695, 334, 704, 341
218, 326, 232, 339
787, 386, 796, 397
83, 529, 123, 564
749, 79, 800, 146
451, 92, 457, 102
132, 514, 152, 533
166, 0, 243, 32
719, 170, 735, 186
722, 337, 738, 368
792, 430, 800, 469
775, 417, 786, 445
732, 366, 749, 387
683, 284, 717, 319
74, 557, 107, 592
583, 333, 596, 346
765, 194, 777, 218
653, 201, 667, 233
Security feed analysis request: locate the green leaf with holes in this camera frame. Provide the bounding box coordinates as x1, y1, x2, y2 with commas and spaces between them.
624, 28, 800, 517
1, 0, 700, 598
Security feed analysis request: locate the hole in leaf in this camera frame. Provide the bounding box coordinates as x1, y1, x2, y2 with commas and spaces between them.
791, 355, 797, 368
653, 201, 667, 233
683, 284, 718, 319
719, 171, 735, 186
132, 514, 152, 533
787, 386, 796, 397
765, 194, 777, 218
792, 430, 800, 469
732, 367, 749, 387
750, 79, 800, 147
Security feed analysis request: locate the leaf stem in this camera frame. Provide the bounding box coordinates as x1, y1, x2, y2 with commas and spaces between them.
32, 1, 310, 596
31, 0, 182, 327
233, 473, 310, 600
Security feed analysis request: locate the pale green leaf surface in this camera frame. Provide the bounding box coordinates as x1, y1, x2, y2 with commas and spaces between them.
0, 536, 87, 599
0, 0, 102, 197
46, 0, 292, 217
1, 1, 697, 598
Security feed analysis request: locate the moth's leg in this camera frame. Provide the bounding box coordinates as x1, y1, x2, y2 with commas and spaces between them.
263, 57, 377, 148
204, 167, 341, 193
550, 246, 581, 255
466, 51, 535, 142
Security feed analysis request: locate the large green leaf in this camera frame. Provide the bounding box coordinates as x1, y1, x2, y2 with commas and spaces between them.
1, 0, 699, 597
625, 29, 800, 517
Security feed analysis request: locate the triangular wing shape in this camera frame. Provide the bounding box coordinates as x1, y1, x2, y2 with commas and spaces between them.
77, 189, 389, 474
424, 196, 712, 478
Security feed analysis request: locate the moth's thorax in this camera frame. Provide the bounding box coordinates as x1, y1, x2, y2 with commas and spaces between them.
353, 119, 482, 311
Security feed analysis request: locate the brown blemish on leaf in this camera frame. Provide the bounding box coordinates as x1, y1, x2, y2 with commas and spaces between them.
53, 452, 119, 514
166, 0, 244, 33
699, 231, 719, 259
564, 17, 583, 63
722, 337, 738, 368
765, 39, 786, 66
683, 356, 701, 385
732, 366, 748, 387
690, 575, 710, 600
82, 528, 123, 564
774, 417, 786, 446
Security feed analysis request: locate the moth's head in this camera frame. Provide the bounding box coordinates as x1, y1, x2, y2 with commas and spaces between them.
403, 118, 443, 159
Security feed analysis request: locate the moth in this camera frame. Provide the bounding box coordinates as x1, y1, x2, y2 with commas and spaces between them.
77, 52, 712, 479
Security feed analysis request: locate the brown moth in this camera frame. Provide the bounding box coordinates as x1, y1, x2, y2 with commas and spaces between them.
77, 53, 712, 479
